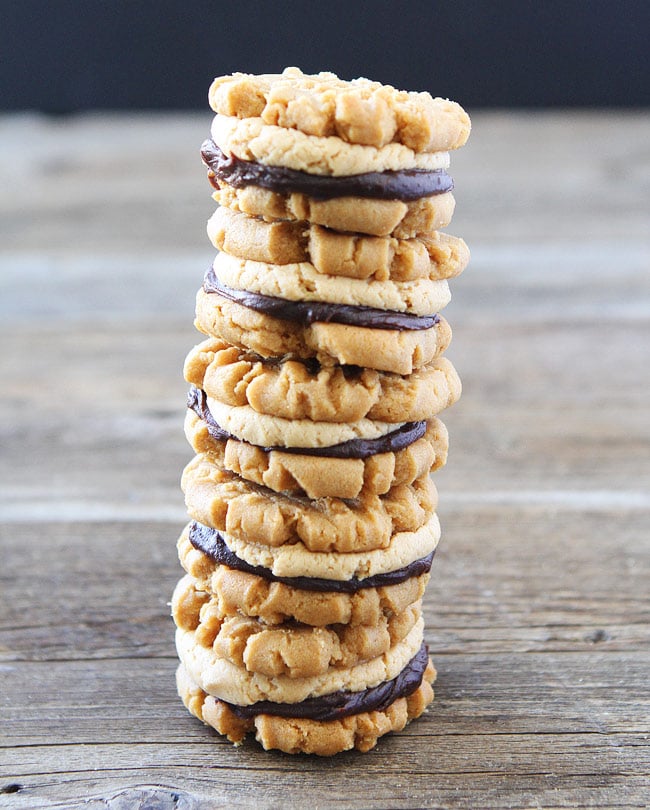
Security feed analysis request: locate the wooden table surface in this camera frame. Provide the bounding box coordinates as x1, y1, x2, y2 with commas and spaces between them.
1, 111, 649, 810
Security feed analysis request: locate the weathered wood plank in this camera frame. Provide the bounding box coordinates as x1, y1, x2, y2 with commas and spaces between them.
2, 748, 649, 810
1, 504, 648, 806
1, 300, 648, 518
1, 112, 649, 809
2, 653, 648, 808
1, 507, 648, 661
2, 772, 647, 810
2, 652, 649, 744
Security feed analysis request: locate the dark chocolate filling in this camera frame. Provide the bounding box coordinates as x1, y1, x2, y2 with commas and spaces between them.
223, 643, 429, 721
204, 267, 440, 331
188, 386, 427, 459
188, 521, 435, 593
201, 139, 453, 202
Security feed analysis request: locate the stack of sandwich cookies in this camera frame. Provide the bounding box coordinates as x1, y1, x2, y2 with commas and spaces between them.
173, 67, 470, 755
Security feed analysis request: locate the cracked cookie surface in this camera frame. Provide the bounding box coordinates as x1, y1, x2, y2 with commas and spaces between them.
215, 512, 440, 581
172, 574, 421, 679
209, 66, 470, 153
182, 454, 438, 553
212, 181, 455, 238
176, 611, 423, 706
208, 207, 469, 281
184, 337, 461, 424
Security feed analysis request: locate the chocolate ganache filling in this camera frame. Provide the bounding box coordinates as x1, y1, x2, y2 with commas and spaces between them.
188, 386, 427, 459
204, 267, 440, 331
223, 642, 430, 721
188, 521, 435, 592
201, 139, 453, 202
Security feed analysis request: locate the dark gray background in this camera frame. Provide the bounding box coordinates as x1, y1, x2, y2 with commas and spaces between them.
2, 0, 648, 112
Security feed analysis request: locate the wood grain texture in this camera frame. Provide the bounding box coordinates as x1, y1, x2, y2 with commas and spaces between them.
1, 111, 649, 809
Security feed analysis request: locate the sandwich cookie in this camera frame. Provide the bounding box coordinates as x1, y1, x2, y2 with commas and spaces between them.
177, 525, 431, 627
194, 282, 452, 375
204, 137, 455, 239
184, 406, 448, 500
176, 654, 435, 755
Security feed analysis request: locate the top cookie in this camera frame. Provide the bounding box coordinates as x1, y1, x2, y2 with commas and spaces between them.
209, 67, 470, 153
